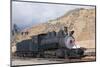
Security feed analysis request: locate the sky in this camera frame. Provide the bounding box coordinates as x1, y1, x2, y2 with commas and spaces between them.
12, 1, 95, 29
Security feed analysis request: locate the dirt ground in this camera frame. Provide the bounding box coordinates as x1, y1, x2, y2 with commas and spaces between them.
12, 56, 96, 66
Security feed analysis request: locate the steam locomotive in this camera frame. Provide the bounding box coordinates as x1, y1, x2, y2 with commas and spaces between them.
15, 27, 85, 58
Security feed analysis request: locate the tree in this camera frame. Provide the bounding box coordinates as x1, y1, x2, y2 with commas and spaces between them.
12, 24, 19, 35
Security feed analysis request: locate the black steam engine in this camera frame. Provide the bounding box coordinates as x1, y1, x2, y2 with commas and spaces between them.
15, 27, 85, 58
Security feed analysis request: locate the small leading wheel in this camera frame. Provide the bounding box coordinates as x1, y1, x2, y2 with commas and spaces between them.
55, 49, 65, 58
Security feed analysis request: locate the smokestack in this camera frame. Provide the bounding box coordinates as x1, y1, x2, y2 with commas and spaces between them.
69, 31, 74, 36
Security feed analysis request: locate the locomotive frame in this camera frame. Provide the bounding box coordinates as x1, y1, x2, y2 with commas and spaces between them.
11, 0, 96, 67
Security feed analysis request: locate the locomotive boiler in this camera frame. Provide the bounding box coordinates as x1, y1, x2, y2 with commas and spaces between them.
15, 27, 85, 58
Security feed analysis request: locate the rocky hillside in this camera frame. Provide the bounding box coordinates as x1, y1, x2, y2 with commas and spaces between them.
26, 8, 95, 41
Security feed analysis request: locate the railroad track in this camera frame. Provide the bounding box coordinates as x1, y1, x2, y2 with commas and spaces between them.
84, 48, 95, 56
